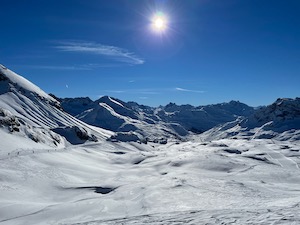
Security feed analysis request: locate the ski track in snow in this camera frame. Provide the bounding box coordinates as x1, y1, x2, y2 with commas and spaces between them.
252, 140, 300, 170
266, 146, 299, 170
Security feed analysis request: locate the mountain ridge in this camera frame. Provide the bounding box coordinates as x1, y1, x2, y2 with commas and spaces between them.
1, 64, 300, 148
57, 94, 300, 142
0, 64, 112, 152
56, 94, 255, 137
199, 97, 300, 142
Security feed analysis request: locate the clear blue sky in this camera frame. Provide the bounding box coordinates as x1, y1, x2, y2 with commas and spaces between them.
1, 0, 299, 106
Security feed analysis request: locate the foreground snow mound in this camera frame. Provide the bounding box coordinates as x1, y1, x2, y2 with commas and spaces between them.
0, 64, 111, 151
200, 98, 300, 141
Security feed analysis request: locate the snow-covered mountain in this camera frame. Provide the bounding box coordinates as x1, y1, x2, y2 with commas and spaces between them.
0, 64, 111, 153
1, 64, 300, 224
2, 63, 299, 147
57, 96, 190, 143
157, 100, 254, 132
58, 96, 254, 142
200, 98, 300, 141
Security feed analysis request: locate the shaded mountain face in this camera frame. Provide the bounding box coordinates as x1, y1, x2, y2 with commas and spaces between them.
0, 64, 111, 150
249, 98, 300, 128
59, 97, 94, 117
58, 96, 255, 136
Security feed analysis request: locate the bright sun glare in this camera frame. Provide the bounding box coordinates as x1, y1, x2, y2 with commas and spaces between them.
151, 12, 168, 32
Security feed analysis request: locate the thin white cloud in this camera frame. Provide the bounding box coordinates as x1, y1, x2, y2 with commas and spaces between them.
104, 89, 160, 95
105, 90, 126, 94
19, 63, 128, 70
22, 65, 92, 70
55, 41, 144, 65
175, 87, 205, 93
104, 88, 205, 95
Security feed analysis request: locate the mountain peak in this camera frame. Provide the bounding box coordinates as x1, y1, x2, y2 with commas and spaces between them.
274, 98, 299, 106
0, 64, 57, 104
96, 96, 126, 108
0, 65, 110, 149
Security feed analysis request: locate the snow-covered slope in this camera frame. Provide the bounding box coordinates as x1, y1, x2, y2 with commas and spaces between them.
200, 98, 300, 141
1, 138, 300, 224
0, 64, 112, 152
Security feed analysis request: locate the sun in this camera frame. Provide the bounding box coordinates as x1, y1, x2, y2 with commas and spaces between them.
154, 17, 165, 29
151, 12, 168, 32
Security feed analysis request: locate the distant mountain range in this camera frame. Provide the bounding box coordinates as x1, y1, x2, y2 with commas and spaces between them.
54, 95, 255, 141
1, 63, 299, 150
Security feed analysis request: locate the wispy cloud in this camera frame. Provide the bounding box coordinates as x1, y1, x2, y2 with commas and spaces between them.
103, 88, 205, 95
55, 41, 144, 65
104, 89, 160, 95
105, 90, 126, 94
20, 65, 92, 70
175, 87, 205, 93
18, 63, 129, 70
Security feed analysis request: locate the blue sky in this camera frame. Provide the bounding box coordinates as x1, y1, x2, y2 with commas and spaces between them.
1, 0, 299, 107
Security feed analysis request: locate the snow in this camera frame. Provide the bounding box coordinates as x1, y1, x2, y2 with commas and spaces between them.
0, 65, 112, 150
0, 65, 57, 103
199, 98, 300, 142
108, 96, 124, 108
0, 139, 300, 224
0, 129, 59, 156
1, 65, 300, 224
60, 96, 255, 140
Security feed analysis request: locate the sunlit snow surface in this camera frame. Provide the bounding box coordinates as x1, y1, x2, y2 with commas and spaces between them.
1, 65, 300, 224
1, 138, 300, 224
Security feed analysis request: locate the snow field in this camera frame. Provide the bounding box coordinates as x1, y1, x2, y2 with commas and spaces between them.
0, 139, 299, 224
